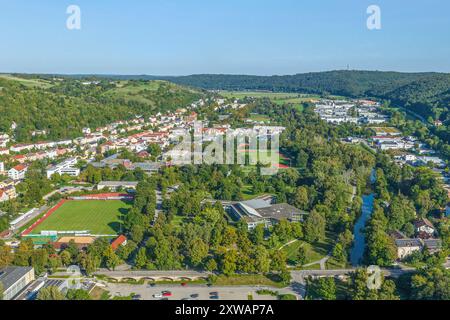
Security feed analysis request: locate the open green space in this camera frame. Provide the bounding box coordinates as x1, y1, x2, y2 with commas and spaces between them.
32, 200, 132, 235
282, 232, 336, 267
0, 74, 53, 88
211, 274, 287, 288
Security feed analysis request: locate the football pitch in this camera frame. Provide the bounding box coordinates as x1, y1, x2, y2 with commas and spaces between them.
32, 200, 132, 235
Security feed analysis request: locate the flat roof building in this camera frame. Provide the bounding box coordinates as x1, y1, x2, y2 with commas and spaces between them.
0, 266, 35, 300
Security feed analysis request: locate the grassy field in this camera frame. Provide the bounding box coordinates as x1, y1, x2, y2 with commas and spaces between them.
104, 80, 200, 106
0, 74, 53, 88
282, 232, 336, 267
212, 274, 287, 288
32, 200, 132, 235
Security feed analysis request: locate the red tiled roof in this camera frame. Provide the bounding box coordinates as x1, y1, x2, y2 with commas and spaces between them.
111, 235, 127, 250
12, 164, 27, 171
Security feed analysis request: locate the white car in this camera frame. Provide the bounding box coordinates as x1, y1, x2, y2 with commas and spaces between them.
153, 293, 163, 298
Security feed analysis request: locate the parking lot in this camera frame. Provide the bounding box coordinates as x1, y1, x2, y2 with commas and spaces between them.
104, 283, 291, 300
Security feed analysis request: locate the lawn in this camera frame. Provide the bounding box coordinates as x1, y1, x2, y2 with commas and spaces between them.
32, 200, 132, 235
282, 232, 336, 267
212, 274, 287, 288
282, 241, 324, 266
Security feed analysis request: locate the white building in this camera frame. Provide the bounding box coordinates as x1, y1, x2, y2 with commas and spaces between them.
0, 161, 4, 174
46, 158, 80, 179
8, 165, 28, 180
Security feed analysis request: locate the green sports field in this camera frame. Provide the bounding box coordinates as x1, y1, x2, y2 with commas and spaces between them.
32, 200, 132, 235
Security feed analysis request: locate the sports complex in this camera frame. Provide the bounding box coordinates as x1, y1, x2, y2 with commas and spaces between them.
22, 193, 134, 241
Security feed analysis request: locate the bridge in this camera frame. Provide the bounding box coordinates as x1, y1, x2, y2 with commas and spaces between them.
93, 270, 213, 282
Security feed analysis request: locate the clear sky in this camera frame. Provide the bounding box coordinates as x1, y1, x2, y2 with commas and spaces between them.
1, 0, 449, 75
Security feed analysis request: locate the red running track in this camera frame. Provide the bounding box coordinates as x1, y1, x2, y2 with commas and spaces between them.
21, 199, 67, 236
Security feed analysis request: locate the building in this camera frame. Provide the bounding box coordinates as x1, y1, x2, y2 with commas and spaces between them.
0, 161, 4, 174
8, 164, 28, 180
46, 158, 80, 179
97, 181, 139, 191
227, 198, 309, 230
0, 189, 8, 202
0, 185, 17, 203
111, 235, 128, 251
0, 266, 35, 300
414, 218, 436, 238
395, 239, 422, 259
446, 204, 450, 217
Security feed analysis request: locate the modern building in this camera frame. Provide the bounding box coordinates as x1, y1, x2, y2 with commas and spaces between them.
0, 266, 35, 300
0, 161, 5, 174
8, 164, 28, 180
46, 158, 80, 179
227, 197, 309, 230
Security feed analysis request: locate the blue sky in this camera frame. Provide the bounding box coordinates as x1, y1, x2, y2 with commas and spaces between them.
1, 0, 449, 75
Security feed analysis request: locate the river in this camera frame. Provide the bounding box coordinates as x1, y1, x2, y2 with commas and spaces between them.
350, 193, 375, 266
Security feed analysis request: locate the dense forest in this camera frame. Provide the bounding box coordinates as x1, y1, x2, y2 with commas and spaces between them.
0, 76, 202, 142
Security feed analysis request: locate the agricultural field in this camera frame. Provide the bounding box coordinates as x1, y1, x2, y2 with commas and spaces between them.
219, 90, 319, 104
31, 200, 132, 236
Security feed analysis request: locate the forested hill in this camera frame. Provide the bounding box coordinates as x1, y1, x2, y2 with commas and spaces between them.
147, 70, 450, 123
0, 75, 202, 142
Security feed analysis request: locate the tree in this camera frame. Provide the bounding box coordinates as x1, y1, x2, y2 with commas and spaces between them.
37, 286, 65, 300
220, 249, 238, 276
205, 258, 218, 272
304, 210, 326, 243
307, 277, 337, 300
188, 238, 209, 267
60, 250, 72, 266
134, 247, 148, 269
66, 289, 92, 300
296, 246, 307, 266
254, 245, 270, 273
270, 250, 287, 273
104, 246, 121, 271
293, 186, 309, 210
410, 267, 450, 300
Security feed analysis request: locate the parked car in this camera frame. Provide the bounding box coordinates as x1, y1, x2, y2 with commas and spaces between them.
209, 292, 218, 296
181, 283, 187, 287
190, 294, 199, 298
153, 293, 163, 298
210, 295, 219, 300
162, 291, 172, 297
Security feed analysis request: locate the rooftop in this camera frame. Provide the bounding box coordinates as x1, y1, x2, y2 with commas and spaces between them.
0, 266, 33, 290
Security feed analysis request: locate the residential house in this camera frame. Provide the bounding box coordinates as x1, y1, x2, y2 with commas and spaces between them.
395, 239, 422, 259
8, 164, 28, 180
414, 218, 436, 238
